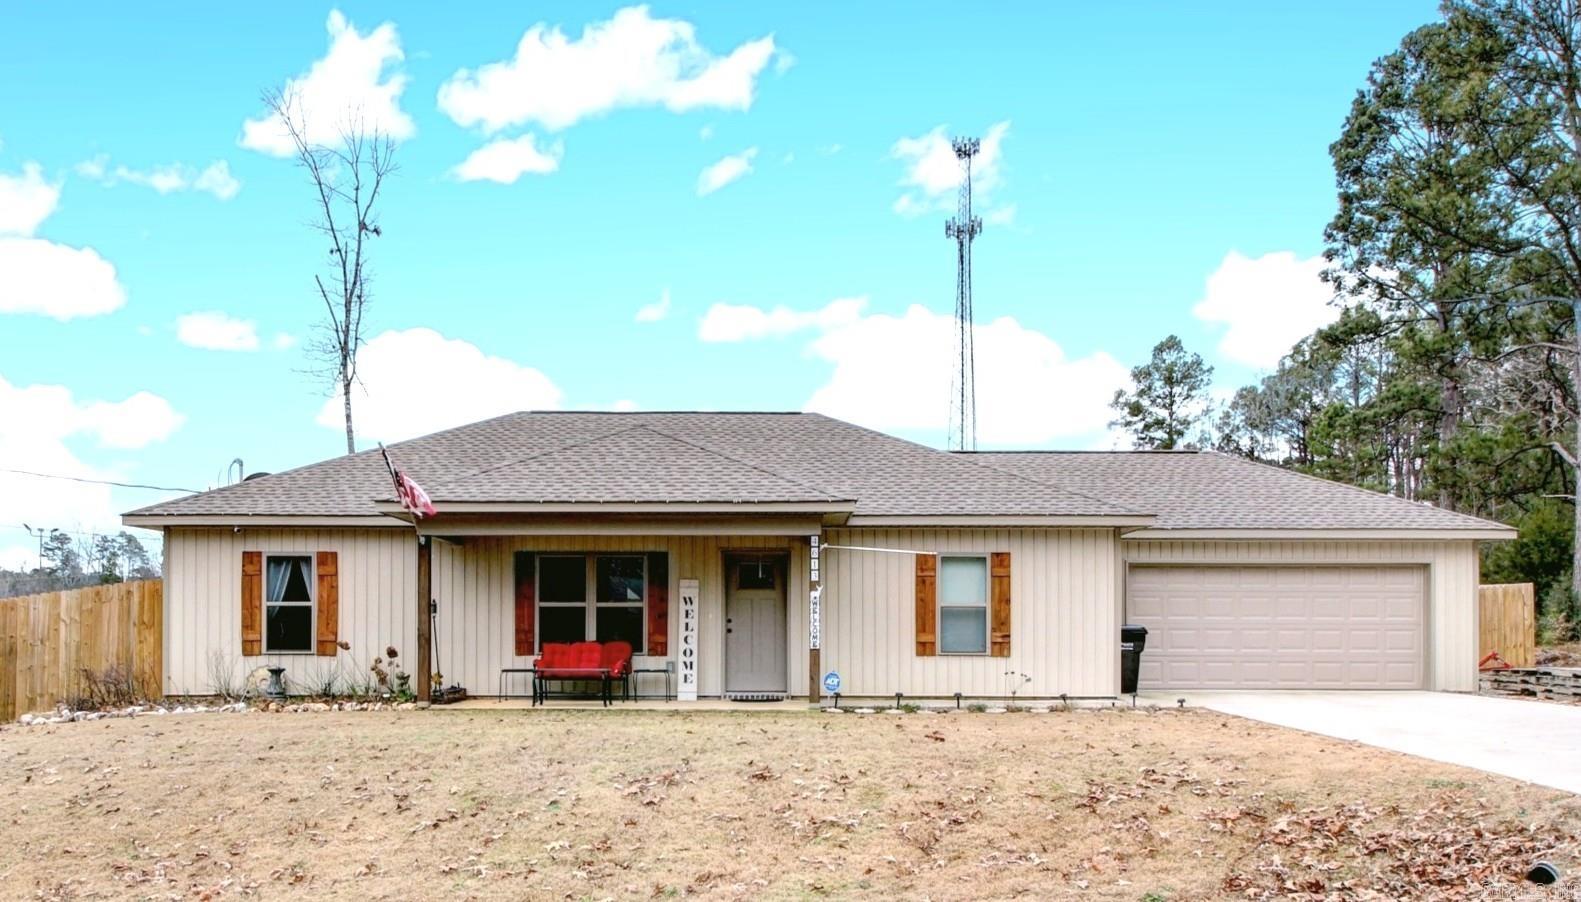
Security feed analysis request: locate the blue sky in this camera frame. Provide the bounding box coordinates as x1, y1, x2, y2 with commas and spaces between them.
0, 1, 1440, 564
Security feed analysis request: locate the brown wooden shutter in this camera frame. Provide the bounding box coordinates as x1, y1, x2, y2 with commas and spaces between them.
915, 553, 937, 656
989, 552, 1011, 657
646, 551, 669, 656
315, 551, 339, 656
514, 552, 536, 656
241, 551, 262, 656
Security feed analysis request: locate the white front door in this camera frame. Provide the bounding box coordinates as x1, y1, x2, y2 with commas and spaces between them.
725, 556, 787, 696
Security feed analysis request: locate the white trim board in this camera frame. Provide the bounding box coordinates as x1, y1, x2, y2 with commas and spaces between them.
1124, 528, 1515, 541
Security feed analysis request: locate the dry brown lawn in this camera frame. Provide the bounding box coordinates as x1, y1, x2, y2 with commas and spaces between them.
1, 706, 1578, 900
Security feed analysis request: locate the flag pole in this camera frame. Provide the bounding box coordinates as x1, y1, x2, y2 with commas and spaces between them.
382, 443, 435, 704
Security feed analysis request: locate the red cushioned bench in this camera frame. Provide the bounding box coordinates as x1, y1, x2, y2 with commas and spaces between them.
532, 641, 632, 706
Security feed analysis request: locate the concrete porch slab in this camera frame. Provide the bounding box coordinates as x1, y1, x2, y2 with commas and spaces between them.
442, 697, 812, 712
1140, 690, 1581, 796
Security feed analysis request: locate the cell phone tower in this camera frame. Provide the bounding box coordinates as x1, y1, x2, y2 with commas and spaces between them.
945, 136, 983, 452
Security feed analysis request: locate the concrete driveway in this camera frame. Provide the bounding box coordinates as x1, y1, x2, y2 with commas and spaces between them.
1145, 690, 1581, 795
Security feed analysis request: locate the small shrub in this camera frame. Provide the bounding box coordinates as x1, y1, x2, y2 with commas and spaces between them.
1539, 580, 1579, 644
966, 702, 987, 713
207, 651, 249, 700
71, 665, 144, 710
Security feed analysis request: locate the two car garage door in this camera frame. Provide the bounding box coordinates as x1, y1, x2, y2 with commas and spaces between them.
1126, 565, 1425, 690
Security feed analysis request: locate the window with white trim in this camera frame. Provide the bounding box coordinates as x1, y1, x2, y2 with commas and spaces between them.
264, 554, 314, 653
537, 554, 647, 648
938, 555, 988, 654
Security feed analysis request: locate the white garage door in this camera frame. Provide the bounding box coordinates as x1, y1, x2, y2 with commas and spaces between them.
1126, 566, 1424, 690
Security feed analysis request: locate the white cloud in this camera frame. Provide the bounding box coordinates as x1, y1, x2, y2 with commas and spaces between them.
79, 392, 186, 449
611, 399, 639, 412
891, 121, 1009, 217
0, 163, 128, 320
697, 147, 756, 195
192, 162, 242, 200
985, 204, 1016, 226
452, 134, 563, 183
1191, 250, 1342, 368
81, 158, 241, 200
175, 311, 260, 351
709, 300, 1125, 445
0, 373, 183, 566
272, 332, 298, 350
699, 124, 714, 141
0, 238, 126, 319
0, 162, 60, 236
698, 297, 866, 342
438, 6, 777, 134
240, 10, 413, 157
317, 327, 563, 442
635, 288, 671, 322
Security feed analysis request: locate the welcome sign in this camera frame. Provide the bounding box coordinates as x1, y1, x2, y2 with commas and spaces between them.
677, 578, 699, 701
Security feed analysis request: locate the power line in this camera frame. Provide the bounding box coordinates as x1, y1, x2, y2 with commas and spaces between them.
0, 524, 162, 543
0, 467, 200, 494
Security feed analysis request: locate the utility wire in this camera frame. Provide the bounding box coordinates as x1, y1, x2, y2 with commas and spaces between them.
0, 467, 200, 494
0, 524, 162, 543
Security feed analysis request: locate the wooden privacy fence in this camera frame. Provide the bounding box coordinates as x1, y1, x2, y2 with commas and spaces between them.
0, 580, 162, 722
1479, 582, 1536, 669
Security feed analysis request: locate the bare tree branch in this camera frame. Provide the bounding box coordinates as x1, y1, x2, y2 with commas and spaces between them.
262, 89, 397, 454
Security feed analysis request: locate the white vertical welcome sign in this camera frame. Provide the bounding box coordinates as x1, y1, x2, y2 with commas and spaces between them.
808, 536, 821, 650
677, 578, 700, 701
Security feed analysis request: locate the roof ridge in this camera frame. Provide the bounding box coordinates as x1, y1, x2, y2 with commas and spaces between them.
960, 454, 1152, 517
964, 449, 1202, 455
1199, 450, 1508, 529
420, 423, 657, 492
637, 423, 849, 501
797, 413, 1147, 515
519, 409, 808, 416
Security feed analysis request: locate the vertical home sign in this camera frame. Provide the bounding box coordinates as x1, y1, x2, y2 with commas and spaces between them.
677, 578, 700, 701
808, 536, 821, 650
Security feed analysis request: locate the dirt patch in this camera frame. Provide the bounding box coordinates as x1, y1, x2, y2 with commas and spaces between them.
0, 707, 1576, 899
1539, 644, 1581, 668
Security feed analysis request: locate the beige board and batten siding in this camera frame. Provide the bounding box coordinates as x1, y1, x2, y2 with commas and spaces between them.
1121, 538, 1481, 692
162, 528, 418, 695
819, 528, 1122, 699
432, 534, 807, 698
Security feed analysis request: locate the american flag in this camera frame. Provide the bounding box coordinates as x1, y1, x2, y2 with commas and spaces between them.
379, 444, 437, 519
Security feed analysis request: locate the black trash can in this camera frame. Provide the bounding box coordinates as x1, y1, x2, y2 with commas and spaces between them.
1120, 624, 1148, 694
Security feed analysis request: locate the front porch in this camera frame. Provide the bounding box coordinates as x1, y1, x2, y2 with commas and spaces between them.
420, 526, 819, 704
443, 696, 813, 712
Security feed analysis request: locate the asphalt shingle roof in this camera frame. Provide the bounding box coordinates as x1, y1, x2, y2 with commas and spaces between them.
125, 413, 1514, 531
125, 412, 1142, 520
968, 450, 1512, 532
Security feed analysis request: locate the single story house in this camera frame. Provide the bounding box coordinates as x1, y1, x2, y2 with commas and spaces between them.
123, 411, 1515, 703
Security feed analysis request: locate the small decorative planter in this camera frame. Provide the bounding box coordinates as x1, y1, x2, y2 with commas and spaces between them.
264, 666, 288, 701
431, 685, 468, 705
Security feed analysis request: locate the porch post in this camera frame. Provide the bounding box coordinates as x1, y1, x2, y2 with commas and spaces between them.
416, 535, 432, 704
808, 534, 822, 705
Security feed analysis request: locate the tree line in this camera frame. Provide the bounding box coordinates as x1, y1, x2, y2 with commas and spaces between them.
1109, 0, 1581, 642
0, 531, 159, 599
